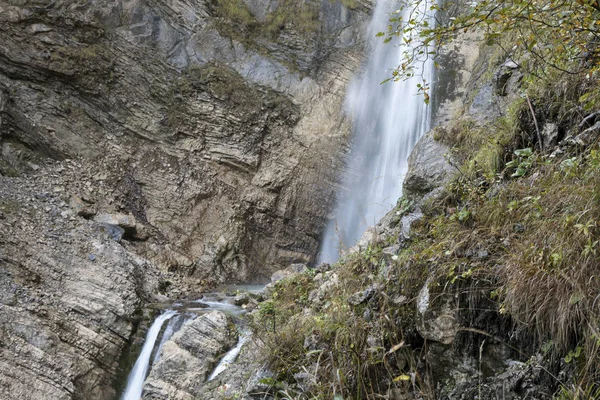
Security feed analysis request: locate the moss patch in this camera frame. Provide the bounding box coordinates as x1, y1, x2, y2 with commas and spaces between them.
0, 198, 20, 213
210, 0, 321, 42
0, 159, 20, 177
165, 62, 296, 127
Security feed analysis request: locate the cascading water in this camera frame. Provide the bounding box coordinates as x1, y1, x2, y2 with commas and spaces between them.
319, 0, 436, 263
207, 328, 249, 381
120, 310, 177, 400
119, 287, 262, 399
151, 314, 191, 365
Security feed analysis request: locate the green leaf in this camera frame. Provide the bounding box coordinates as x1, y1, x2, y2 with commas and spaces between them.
511, 167, 527, 177
565, 353, 573, 363
541, 340, 554, 354
514, 148, 533, 157
569, 292, 584, 305
579, 92, 592, 103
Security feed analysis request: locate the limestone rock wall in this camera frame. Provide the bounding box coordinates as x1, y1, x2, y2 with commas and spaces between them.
0, 0, 372, 284
0, 163, 161, 400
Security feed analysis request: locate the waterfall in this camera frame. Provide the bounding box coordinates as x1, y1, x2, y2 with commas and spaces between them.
207, 328, 249, 381
319, 0, 436, 263
152, 314, 192, 365
121, 310, 177, 400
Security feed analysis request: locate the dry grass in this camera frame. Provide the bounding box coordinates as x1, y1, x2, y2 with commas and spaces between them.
252, 66, 600, 398
419, 143, 600, 391
252, 234, 433, 399
253, 148, 600, 398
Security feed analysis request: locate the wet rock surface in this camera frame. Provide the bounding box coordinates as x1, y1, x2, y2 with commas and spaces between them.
194, 341, 274, 400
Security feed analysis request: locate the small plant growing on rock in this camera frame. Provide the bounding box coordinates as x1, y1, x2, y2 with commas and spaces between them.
505, 147, 534, 177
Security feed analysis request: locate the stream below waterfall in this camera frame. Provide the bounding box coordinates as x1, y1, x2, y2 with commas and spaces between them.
119, 285, 263, 400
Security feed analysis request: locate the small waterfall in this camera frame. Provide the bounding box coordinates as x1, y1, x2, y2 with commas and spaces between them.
151, 314, 192, 365
118, 289, 262, 398
207, 328, 249, 381
319, 0, 436, 263
121, 310, 177, 400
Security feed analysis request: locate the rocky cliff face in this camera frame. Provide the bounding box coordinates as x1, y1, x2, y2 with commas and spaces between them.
0, 163, 161, 400
0, 0, 372, 284
0, 0, 373, 398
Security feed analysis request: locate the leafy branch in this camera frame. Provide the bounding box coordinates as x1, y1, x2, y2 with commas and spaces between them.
380, 0, 600, 102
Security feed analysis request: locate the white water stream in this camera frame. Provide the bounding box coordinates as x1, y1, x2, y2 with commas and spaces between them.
319, 0, 436, 263
119, 289, 256, 399
120, 310, 177, 400
208, 329, 250, 381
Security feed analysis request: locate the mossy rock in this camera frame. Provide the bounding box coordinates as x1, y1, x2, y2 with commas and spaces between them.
0, 198, 20, 213
165, 62, 297, 127
0, 159, 20, 177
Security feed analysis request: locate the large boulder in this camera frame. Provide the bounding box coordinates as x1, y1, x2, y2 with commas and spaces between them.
403, 130, 456, 201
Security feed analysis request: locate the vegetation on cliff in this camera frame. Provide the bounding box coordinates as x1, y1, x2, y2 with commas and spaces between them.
382, 0, 600, 105
252, 84, 600, 399
250, 1, 600, 398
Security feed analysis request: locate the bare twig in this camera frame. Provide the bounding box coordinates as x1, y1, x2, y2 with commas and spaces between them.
525, 92, 543, 151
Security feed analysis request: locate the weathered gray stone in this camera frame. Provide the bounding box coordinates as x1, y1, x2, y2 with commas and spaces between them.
0, 171, 161, 400
494, 59, 521, 96
401, 210, 424, 239
417, 282, 459, 345
403, 131, 456, 201
234, 292, 251, 306
564, 120, 600, 149
100, 223, 126, 242
94, 212, 137, 230
243, 0, 278, 22
270, 263, 308, 283
69, 195, 97, 218
469, 83, 503, 124
541, 123, 559, 149
347, 285, 378, 306
308, 271, 339, 304
441, 355, 552, 400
